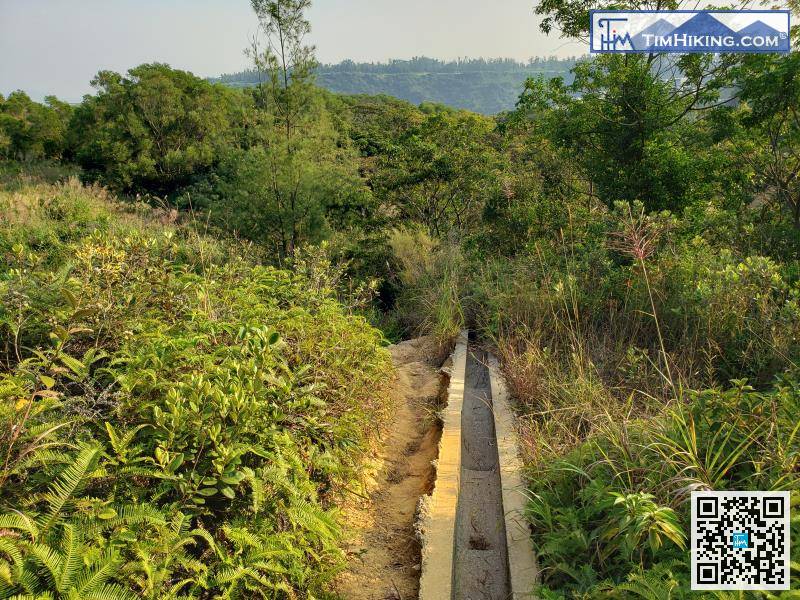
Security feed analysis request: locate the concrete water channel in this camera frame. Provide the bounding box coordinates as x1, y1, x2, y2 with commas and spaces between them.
419, 331, 538, 600
453, 344, 510, 597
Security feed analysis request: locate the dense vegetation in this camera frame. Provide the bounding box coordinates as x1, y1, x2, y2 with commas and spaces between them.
2, 0, 800, 597
0, 166, 392, 598
213, 57, 579, 115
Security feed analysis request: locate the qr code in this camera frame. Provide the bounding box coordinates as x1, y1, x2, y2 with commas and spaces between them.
692, 491, 790, 590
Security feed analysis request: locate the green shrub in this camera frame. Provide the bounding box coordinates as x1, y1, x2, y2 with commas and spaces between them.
468, 196, 800, 599
525, 382, 800, 598
389, 228, 465, 347
0, 179, 392, 598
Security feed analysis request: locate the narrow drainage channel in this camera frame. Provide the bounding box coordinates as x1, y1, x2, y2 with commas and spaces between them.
453, 340, 511, 599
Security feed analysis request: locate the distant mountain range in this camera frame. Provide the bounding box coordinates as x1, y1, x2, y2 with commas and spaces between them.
211, 57, 581, 115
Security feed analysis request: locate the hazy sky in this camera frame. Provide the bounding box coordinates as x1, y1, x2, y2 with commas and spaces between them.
0, 0, 583, 102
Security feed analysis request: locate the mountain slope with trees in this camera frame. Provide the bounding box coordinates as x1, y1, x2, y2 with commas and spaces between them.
213, 56, 579, 114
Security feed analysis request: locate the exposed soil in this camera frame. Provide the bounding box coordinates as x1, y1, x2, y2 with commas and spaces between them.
333, 336, 445, 600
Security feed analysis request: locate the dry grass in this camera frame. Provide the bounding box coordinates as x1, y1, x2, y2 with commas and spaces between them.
497, 334, 637, 468
389, 228, 465, 351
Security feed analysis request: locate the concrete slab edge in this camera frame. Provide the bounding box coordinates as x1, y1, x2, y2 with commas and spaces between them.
418, 330, 468, 600
488, 353, 540, 598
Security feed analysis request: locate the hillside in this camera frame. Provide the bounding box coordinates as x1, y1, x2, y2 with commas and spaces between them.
3, 0, 800, 595
0, 165, 395, 598
213, 56, 579, 114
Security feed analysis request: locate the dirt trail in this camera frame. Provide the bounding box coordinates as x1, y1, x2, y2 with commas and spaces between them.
334, 336, 445, 600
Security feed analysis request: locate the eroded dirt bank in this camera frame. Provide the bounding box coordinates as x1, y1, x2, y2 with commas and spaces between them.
334, 336, 445, 600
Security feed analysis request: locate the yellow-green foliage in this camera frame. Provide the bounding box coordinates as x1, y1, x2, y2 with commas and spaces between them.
388, 228, 465, 347
0, 176, 392, 599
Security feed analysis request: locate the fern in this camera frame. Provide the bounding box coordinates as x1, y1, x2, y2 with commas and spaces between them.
70, 552, 133, 600
78, 504, 165, 537
26, 542, 62, 590
10, 451, 72, 478
4, 421, 73, 484
613, 561, 685, 600
120, 512, 209, 600
103, 423, 150, 468
0, 514, 38, 540
0, 526, 135, 600
37, 444, 101, 535
54, 525, 81, 595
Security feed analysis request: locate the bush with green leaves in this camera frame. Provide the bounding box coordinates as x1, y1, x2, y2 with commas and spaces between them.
525, 381, 800, 598
0, 92, 72, 162
0, 176, 392, 598
457, 160, 800, 598
67, 64, 245, 196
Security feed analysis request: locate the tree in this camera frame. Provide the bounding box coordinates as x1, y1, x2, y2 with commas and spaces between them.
376, 110, 501, 236
68, 64, 241, 195
203, 117, 367, 256
0, 92, 72, 161
245, 0, 331, 256
512, 54, 726, 213
735, 51, 800, 227
179, 1, 372, 258
528, 0, 750, 214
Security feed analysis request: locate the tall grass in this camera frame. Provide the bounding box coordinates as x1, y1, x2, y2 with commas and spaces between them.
389, 228, 465, 351
408, 200, 800, 597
